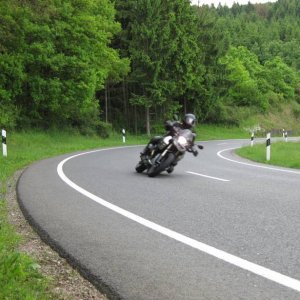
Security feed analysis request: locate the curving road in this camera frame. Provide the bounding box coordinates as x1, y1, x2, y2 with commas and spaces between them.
17, 139, 300, 300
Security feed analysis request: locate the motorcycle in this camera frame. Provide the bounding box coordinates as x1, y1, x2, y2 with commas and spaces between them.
135, 128, 203, 177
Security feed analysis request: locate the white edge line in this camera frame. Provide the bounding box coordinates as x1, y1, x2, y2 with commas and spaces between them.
186, 171, 230, 182
57, 147, 300, 293
217, 147, 300, 175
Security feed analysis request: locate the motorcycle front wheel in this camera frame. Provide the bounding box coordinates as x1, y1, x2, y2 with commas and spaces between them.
147, 153, 175, 177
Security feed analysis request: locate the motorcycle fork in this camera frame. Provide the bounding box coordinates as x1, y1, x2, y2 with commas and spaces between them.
158, 144, 173, 162
152, 144, 173, 166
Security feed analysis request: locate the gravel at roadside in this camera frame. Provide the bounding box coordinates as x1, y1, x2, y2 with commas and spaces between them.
6, 170, 108, 300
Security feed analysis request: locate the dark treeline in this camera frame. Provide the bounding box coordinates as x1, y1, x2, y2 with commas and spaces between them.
0, 0, 299, 135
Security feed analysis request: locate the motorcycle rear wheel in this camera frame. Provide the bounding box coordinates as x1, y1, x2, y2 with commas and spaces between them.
147, 153, 175, 177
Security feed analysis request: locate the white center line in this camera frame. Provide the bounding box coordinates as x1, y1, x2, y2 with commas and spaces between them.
186, 171, 230, 182
57, 147, 300, 293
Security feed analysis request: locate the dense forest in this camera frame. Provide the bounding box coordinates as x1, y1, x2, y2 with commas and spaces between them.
0, 0, 299, 135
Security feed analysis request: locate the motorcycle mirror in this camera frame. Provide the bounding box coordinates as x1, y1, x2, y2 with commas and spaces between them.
198, 145, 204, 150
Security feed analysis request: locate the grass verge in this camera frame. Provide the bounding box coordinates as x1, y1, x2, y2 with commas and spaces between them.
236, 141, 300, 169
0, 200, 50, 299
197, 124, 249, 141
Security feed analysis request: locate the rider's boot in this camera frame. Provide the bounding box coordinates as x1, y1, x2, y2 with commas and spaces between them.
140, 145, 151, 164
167, 161, 177, 173
140, 139, 159, 165
167, 165, 174, 173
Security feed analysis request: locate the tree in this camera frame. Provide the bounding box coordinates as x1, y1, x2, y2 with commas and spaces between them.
114, 0, 204, 135
263, 56, 298, 100
0, 1, 26, 128
126, 0, 170, 135
194, 5, 227, 121
219, 46, 268, 109
166, 0, 204, 116
0, 0, 129, 132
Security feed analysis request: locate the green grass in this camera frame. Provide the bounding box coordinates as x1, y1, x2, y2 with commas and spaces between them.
197, 124, 249, 141
0, 125, 260, 299
236, 141, 300, 169
0, 201, 50, 299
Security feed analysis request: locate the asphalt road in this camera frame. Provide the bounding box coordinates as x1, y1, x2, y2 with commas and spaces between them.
17, 139, 300, 300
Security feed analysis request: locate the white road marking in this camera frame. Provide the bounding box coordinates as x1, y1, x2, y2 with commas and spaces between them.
217, 147, 300, 175
186, 171, 230, 182
57, 147, 300, 293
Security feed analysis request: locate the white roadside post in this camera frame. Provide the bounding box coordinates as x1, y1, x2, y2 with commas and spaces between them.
282, 128, 285, 138
266, 132, 271, 161
122, 128, 126, 143
2, 129, 7, 157
251, 132, 254, 147
285, 131, 288, 142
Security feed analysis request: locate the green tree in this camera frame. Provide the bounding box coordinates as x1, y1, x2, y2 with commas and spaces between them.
0, 1, 26, 128
0, 0, 129, 132
127, 0, 171, 135
194, 5, 227, 121
263, 56, 298, 100
219, 46, 268, 109
167, 0, 204, 117
116, 0, 205, 134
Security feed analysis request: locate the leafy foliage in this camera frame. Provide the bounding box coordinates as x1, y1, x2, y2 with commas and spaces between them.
114, 0, 204, 134
0, 0, 129, 132
0, 0, 300, 132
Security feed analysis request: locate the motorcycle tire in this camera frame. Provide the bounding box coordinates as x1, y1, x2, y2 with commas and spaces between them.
135, 161, 147, 173
147, 153, 175, 177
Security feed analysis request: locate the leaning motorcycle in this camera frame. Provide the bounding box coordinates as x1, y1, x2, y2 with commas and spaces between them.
135, 128, 203, 177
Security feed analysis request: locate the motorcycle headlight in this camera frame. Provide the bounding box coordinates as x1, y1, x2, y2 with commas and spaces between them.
177, 136, 188, 148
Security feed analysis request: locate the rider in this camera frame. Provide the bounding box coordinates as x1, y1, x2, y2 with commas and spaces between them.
140, 113, 198, 168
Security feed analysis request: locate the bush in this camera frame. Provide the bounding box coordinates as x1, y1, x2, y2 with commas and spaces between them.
151, 123, 165, 135
0, 105, 19, 130
206, 102, 245, 126
292, 101, 300, 119
95, 121, 112, 138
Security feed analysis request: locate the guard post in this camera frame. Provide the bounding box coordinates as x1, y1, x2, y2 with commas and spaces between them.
284, 131, 288, 142
251, 132, 254, 147
122, 128, 126, 143
2, 129, 7, 157
266, 132, 271, 161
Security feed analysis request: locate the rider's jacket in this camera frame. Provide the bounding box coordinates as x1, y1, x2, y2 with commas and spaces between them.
165, 120, 195, 137
164, 120, 183, 134
164, 120, 197, 154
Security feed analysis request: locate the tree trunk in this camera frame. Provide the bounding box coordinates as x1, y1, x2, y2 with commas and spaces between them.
108, 84, 111, 123
146, 106, 150, 136
105, 82, 108, 123
134, 105, 137, 135
122, 79, 128, 126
